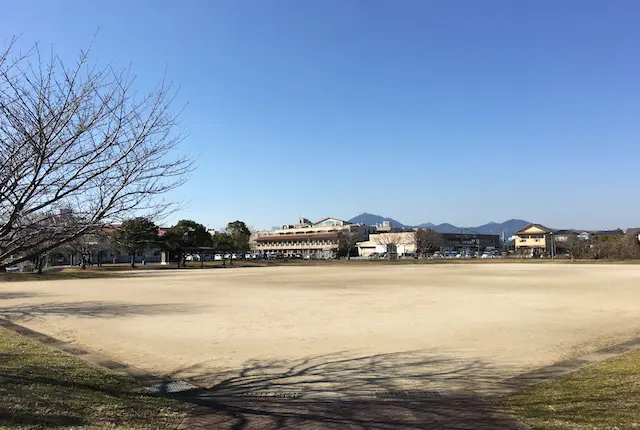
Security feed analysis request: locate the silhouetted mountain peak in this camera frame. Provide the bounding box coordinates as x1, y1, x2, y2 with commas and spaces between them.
348, 214, 531, 238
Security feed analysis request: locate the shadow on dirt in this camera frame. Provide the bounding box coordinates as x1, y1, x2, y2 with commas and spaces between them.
0, 292, 46, 300
0, 301, 205, 322
157, 351, 526, 429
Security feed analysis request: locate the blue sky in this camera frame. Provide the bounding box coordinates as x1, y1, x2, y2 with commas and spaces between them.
3, 1, 639, 230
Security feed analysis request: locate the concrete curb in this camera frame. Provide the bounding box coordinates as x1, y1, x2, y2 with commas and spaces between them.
493, 336, 640, 396
0, 318, 169, 387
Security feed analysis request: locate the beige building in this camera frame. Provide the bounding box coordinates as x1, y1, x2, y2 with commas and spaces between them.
514, 224, 553, 257
252, 217, 372, 258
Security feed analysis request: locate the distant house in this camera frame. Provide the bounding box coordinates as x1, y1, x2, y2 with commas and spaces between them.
514, 224, 553, 257
553, 230, 578, 243
626, 228, 640, 242
576, 229, 624, 241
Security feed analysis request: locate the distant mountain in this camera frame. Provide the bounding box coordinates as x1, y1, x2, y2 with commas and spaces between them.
348, 213, 407, 228
348, 214, 530, 239
432, 223, 461, 233
415, 222, 436, 228
470, 219, 530, 237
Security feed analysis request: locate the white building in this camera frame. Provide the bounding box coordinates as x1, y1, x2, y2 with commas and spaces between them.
356, 232, 416, 257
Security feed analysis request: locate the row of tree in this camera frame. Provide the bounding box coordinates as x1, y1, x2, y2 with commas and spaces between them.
558, 233, 640, 260
109, 218, 251, 268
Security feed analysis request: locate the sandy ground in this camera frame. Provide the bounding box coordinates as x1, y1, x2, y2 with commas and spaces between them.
2, 264, 640, 395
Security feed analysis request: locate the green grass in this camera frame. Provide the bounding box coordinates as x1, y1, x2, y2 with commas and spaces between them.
0, 327, 189, 429
501, 348, 640, 429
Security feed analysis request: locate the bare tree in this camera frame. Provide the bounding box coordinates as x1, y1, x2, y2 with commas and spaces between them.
411, 228, 444, 258
0, 38, 192, 270
337, 229, 362, 260
65, 229, 108, 269
373, 233, 402, 259
555, 234, 587, 261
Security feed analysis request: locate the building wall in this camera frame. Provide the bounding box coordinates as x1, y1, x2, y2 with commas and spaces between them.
251, 218, 372, 257
515, 226, 550, 251
357, 232, 499, 256
515, 235, 548, 249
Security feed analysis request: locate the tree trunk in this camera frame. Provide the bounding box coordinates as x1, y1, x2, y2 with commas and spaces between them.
81, 255, 87, 270
131, 255, 136, 268
37, 258, 44, 274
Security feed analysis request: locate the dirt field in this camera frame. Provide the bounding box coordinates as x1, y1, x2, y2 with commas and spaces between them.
2, 264, 640, 395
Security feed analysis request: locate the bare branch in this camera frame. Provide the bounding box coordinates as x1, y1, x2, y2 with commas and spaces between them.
0, 39, 193, 268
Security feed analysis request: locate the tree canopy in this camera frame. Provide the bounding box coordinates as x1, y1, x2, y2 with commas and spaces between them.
225, 220, 251, 255
109, 218, 159, 267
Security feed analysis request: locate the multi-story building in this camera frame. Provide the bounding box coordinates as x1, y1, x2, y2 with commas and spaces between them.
252, 217, 372, 258
440, 233, 500, 253
357, 231, 500, 257
514, 224, 553, 257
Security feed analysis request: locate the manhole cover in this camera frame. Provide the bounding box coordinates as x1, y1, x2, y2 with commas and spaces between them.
374, 390, 443, 399
144, 380, 198, 394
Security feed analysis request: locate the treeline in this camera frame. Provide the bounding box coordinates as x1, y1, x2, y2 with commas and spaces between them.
559, 232, 640, 260
110, 218, 251, 268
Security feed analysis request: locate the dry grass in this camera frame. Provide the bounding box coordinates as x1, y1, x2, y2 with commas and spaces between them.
3, 258, 640, 282
501, 348, 640, 429
0, 327, 188, 429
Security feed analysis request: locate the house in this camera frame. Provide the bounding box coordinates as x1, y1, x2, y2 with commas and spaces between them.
514, 224, 553, 257
552, 230, 578, 243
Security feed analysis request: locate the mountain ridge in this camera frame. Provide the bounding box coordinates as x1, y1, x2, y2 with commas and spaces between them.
347, 213, 530, 238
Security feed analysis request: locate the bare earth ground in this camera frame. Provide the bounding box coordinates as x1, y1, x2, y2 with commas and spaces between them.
1, 264, 640, 397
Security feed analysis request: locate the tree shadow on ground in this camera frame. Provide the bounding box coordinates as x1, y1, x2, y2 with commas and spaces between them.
0, 301, 204, 322
0, 270, 150, 282
0, 292, 46, 300
161, 351, 527, 429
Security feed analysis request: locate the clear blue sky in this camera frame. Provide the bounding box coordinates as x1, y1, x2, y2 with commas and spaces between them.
3, 1, 639, 230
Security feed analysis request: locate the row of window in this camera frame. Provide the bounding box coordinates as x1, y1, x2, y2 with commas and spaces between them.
279, 229, 338, 235
519, 234, 545, 239
259, 240, 337, 246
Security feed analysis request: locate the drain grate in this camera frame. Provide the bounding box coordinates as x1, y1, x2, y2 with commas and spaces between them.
374, 390, 444, 399
233, 391, 303, 398
144, 380, 199, 394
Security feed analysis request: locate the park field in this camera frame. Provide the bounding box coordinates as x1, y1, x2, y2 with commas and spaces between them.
1, 263, 640, 397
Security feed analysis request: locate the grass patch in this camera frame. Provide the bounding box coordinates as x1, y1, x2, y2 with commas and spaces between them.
501, 348, 640, 429
3, 258, 640, 282
0, 327, 189, 429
